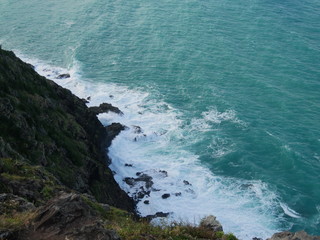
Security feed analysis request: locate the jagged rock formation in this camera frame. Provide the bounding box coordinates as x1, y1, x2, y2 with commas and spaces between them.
21, 192, 121, 240
200, 215, 223, 232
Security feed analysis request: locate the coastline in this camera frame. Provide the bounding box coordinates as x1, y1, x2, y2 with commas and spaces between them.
2, 47, 316, 239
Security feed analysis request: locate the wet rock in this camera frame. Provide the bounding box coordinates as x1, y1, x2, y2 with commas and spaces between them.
143, 200, 150, 204
200, 215, 223, 232
136, 188, 150, 199
57, 73, 70, 79
266, 231, 320, 240
162, 193, 170, 199
183, 180, 191, 185
124, 177, 136, 186
174, 192, 182, 197
125, 163, 133, 167
105, 123, 126, 148
89, 102, 123, 115
252, 237, 263, 240
136, 174, 154, 189
159, 170, 168, 177
132, 125, 143, 134
145, 212, 170, 221
124, 174, 154, 189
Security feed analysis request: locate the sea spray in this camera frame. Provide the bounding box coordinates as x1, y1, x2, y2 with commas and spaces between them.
14, 53, 295, 239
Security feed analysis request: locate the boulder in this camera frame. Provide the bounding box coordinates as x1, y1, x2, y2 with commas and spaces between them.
89, 103, 123, 115
267, 231, 320, 240
56, 73, 70, 79
0, 193, 35, 214
162, 193, 170, 199
23, 192, 121, 240
200, 215, 223, 232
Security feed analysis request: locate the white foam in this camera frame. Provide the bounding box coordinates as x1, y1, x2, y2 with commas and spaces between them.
16, 53, 292, 240
280, 203, 301, 219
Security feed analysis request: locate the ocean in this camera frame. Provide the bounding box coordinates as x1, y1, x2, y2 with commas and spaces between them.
1, 0, 319, 239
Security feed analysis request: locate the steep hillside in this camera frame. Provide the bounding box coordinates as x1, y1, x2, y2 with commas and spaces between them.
0, 48, 134, 211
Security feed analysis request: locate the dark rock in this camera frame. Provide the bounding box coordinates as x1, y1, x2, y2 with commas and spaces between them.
81, 98, 89, 104
124, 174, 153, 189
199, 215, 223, 232
86, 96, 91, 101
124, 177, 136, 186
183, 180, 191, 185
174, 192, 181, 197
266, 231, 320, 240
57, 73, 70, 79
159, 170, 168, 177
136, 190, 150, 199
252, 238, 263, 240
136, 174, 154, 189
22, 192, 121, 240
125, 163, 133, 167
0, 193, 35, 213
162, 193, 170, 199
145, 212, 170, 221
0, 230, 19, 240
89, 102, 123, 115
132, 125, 143, 134
105, 123, 126, 151
143, 200, 149, 204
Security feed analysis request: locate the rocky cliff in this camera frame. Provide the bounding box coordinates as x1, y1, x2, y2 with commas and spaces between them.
0, 48, 134, 211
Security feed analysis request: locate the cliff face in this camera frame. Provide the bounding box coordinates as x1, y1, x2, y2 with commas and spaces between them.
0, 48, 134, 211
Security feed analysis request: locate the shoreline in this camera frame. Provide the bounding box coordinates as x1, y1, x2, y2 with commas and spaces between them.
1, 47, 319, 240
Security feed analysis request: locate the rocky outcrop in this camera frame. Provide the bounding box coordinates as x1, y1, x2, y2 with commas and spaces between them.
0, 193, 35, 214
89, 102, 123, 115
200, 215, 223, 232
21, 192, 120, 240
267, 231, 320, 240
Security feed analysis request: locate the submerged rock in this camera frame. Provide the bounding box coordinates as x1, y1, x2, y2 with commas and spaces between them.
183, 180, 191, 185
57, 73, 70, 79
200, 215, 223, 232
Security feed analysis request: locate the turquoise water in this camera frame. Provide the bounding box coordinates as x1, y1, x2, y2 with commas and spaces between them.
1, 0, 320, 238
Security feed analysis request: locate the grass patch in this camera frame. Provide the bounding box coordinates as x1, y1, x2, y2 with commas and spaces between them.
82, 200, 238, 240
0, 211, 36, 231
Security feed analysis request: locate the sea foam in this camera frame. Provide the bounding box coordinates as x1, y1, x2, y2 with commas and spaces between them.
16, 53, 293, 240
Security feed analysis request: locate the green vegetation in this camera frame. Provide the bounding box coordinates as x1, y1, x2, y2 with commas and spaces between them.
105, 207, 238, 240
0, 211, 36, 231
82, 196, 238, 240
0, 157, 62, 203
